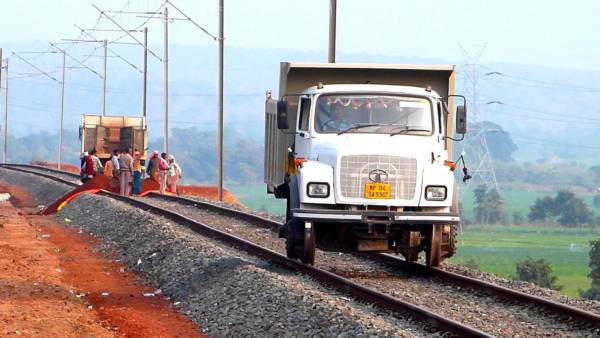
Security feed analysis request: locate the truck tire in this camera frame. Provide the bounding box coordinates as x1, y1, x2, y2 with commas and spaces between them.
442, 224, 457, 259
426, 224, 442, 267
302, 222, 316, 265
441, 184, 459, 259
285, 175, 301, 259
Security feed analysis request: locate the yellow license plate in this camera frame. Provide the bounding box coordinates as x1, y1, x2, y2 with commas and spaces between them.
364, 183, 392, 199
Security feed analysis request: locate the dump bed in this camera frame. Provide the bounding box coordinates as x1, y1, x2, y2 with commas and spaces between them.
80, 115, 147, 161
265, 62, 457, 192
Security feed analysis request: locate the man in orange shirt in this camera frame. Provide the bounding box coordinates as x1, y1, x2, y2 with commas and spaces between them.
132, 149, 143, 195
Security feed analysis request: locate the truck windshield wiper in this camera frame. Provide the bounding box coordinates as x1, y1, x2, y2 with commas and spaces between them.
390, 126, 431, 136
337, 123, 379, 135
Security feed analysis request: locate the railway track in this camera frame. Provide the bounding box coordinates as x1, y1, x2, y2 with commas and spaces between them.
2, 163, 599, 337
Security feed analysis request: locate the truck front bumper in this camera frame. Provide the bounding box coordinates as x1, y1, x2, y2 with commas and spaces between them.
292, 209, 460, 224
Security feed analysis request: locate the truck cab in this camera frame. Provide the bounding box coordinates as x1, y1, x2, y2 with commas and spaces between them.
265, 63, 467, 266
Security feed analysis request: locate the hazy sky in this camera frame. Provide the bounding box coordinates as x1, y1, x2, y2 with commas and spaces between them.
2, 0, 600, 69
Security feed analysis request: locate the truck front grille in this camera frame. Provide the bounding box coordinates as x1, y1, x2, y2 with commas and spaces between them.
339, 155, 417, 200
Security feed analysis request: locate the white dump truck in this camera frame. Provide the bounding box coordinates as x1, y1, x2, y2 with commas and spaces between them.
264, 63, 469, 266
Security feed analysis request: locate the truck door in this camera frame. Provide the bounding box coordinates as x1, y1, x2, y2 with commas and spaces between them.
119, 127, 134, 151
82, 127, 97, 153
295, 96, 312, 158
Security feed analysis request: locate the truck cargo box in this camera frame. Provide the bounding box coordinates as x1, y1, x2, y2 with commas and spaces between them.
80, 115, 147, 161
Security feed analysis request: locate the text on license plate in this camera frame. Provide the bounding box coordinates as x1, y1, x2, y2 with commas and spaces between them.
364, 183, 392, 199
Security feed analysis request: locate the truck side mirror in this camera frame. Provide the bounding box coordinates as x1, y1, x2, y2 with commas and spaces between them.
456, 105, 467, 134
277, 101, 289, 129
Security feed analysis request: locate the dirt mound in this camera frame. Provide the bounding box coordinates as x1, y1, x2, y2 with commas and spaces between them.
178, 185, 240, 205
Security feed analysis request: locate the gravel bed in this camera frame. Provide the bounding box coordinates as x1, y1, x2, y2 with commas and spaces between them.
142, 196, 599, 337
0, 167, 72, 207
442, 264, 600, 313
54, 194, 435, 337
178, 194, 600, 315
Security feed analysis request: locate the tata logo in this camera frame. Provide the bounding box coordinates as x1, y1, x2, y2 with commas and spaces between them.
368, 169, 388, 183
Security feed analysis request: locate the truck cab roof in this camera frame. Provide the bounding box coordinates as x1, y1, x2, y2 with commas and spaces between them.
301, 84, 442, 99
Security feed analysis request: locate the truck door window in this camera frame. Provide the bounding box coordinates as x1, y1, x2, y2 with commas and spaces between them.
298, 97, 311, 131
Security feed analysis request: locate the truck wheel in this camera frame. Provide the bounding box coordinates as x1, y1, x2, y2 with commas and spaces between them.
285, 220, 300, 259
285, 220, 315, 265
441, 224, 457, 259
281, 175, 300, 239
400, 231, 420, 262
302, 222, 315, 265
426, 224, 442, 267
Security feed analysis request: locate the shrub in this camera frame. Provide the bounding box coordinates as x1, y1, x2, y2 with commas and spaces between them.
580, 240, 600, 300
516, 257, 562, 290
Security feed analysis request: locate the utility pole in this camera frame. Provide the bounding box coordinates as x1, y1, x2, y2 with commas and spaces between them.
102, 39, 108, 116
143, 27, 148, 118
328, 0, 337, 63
3, 58, 8, 163
217, 0, 224, 201
58, 50, 66, 170
0, 50, 2, 161
163, 6, 169, 153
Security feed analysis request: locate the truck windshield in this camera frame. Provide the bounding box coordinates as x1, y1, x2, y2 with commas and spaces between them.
314, 94, 432, 134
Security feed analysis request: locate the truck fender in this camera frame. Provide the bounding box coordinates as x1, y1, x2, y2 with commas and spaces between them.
297, 161, 336, 204
287, 175, 300, 221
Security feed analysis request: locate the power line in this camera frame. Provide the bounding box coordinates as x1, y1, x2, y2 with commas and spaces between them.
485, 108, 600, 125
480, 66, 600, 92
510, 133, 600, 150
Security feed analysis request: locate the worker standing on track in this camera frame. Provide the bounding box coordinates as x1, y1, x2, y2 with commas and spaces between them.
118, 148, 134, 196
80, 151, 89, 182
132, 149, 143, 195
104, 154, 113, 178
82, 151, 95, 183
167, 155, 182, 194
146, 150, 160, 182
159, 152, 170, 195
90, 149, 103, 175
111, 149, 121, 191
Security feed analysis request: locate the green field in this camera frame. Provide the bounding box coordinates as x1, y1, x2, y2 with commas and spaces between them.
227, 183, 599, 298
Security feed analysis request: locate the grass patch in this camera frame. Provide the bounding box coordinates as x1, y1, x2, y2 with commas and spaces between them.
227, 183, 285, 215
451, 225, 598, 298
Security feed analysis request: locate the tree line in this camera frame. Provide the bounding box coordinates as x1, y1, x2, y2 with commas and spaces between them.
470, 184, 597, 227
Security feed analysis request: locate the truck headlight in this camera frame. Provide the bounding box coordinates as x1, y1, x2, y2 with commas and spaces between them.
425, 186, 447, 201
307, 182, 329, 198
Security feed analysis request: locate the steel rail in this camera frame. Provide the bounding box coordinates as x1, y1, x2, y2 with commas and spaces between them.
4, 164, 600, 330
0, 163, 488, 337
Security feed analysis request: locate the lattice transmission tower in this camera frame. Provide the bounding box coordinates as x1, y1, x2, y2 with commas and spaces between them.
458, 43, 499, 191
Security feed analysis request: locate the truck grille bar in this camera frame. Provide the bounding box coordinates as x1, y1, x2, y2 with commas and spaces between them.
339, 155, 417, 200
